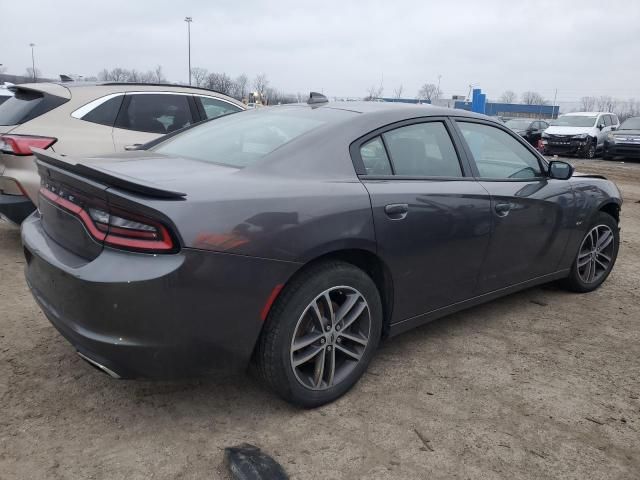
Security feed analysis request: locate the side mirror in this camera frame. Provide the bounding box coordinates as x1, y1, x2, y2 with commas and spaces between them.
611, 126, 617, 131
548, 160, 574, 180
598, 123, 605, 130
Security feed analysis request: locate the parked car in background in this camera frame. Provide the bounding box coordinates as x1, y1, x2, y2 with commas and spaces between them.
0, 83, 14, 106
0, 82, 244, 225
23, 99, 622, 407
505, 118, 548, 146
542, 112, 619, 158
603, 116, 640, 160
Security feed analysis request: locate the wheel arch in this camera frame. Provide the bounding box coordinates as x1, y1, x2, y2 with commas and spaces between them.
264, 247, 395, 339
599, 200, 620, 224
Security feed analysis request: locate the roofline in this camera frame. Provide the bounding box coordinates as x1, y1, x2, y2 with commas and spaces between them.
99, 82, 228, 96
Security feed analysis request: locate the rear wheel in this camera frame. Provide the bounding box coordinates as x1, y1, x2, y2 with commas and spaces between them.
561, 212, 619, 292
256, 261, 382, 407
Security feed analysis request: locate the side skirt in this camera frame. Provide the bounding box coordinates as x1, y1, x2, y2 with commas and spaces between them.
388, 270, 570, 337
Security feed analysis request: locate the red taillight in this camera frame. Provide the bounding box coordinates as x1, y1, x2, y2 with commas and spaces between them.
39, 187, 175, 252
0, 135, 57, 156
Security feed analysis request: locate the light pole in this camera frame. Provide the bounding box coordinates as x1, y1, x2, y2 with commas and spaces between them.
184, 17, 192, 85
29, 43, 36, 82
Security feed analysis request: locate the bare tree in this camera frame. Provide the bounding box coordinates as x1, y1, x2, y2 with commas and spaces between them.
393, 84, 404, 100
580, 96, 596, 111
499, 90, 517, 103
190, 67, 208, 88
597, 95, 616, 112
615, 98, 639, 122
233, 74, 248, 100
127, 69, 141, 82
253, 73, 269, 100
205, 72, 235, 95
521, 91, 546, 105
417, 83, 440, 102
364, 84, 383, 101
152, 65, 165, 83
139, 70, 155, 83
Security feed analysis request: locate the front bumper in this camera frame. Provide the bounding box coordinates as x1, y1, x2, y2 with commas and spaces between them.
22, 214, 299, 379
604, 141, 640, 159
543, 139, 590, 156
0, 193, 35, 225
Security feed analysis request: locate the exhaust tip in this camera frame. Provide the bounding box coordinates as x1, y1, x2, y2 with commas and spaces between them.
77, 351, 122, 379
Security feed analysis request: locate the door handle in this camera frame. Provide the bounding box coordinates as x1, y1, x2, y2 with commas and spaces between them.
124, 144, 142, 151
494, 202, 511, 217
384, 203, 409, 220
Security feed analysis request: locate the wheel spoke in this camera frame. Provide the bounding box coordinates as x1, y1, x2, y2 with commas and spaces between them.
338, 331, 367, 346
292, 332, 324, 352
335, 343, 362, 362
325, 347, 336, 387
310, 302, 325, 330
577, 251, 592, 267
595, 257, 609, 270
597, 230, 613, 250
597, 252, 611, 262
589, 258, 598, 282
335, 293, 360, 323
340, 301, 367, 331
313, 348, 326, 388
322, 292, 335, 326
292, 344, 324, 367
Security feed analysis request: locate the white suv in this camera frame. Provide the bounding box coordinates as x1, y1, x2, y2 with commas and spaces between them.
542, 112, 620, 159
0, 82, 244, 224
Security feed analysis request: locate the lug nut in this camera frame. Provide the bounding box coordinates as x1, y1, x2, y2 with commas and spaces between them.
320, 338, 326, 344
327, 345, 332, 351
336, 324, 341, 331
325, 326, 331, 332
336, 337, 342, 344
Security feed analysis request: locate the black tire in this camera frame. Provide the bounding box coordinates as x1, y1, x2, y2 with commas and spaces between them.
561, 211, 619, 293
255, 261, 382, 408
583, 139, 597, 159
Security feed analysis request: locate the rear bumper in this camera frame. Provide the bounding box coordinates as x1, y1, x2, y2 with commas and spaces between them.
22, 213, 300, 379
0, 193, 35, 225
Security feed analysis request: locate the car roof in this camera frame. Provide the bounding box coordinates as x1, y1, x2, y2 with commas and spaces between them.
287, 100, 492, 123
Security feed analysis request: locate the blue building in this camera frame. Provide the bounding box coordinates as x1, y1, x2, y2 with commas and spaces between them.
454, 101, 559, 119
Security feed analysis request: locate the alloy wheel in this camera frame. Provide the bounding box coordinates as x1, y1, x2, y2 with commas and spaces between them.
577, 225, 615, 284
290, 286, 371, 390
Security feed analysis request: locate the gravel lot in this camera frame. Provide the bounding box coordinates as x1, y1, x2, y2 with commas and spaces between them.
1, 158, 639, 479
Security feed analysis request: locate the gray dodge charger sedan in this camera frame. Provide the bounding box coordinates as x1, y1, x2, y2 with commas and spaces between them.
22, 95, 622, 407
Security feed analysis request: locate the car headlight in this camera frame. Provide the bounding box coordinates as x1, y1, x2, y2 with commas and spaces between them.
607, 133, 616, 142
542, 133, 550, 139
572, 133, 588, 140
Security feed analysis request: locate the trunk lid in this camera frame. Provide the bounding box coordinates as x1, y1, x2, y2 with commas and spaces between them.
32, 149, 236, 260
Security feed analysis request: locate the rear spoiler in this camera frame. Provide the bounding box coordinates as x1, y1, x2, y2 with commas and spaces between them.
32, 148, 187, 199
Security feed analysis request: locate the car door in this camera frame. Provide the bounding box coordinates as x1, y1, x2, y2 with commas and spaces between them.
595, 114, 611, 146
112, 92, 198, 150
351, 118, 492, 323
194, 95, 243, 120
454, 119, 575, 293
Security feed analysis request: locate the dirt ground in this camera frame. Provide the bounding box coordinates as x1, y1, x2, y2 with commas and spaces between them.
1, 158, 639, 480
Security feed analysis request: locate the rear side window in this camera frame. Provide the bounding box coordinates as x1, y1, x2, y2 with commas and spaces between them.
382, 122, 462, 177
81, 95, 124, 127
197, 96, 242, 119
0, 89, 67, 126
115, 94, 193, 134
0, 96, 10, 106
360, 137, 392, 175
458, 122, 542, 179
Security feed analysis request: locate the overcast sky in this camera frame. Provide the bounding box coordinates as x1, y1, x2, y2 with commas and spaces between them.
3, 0, 639, 102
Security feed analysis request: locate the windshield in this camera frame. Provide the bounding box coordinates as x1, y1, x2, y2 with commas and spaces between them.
154, 106, 356, 168
550, 115, 597, 127
505, 119, 532, 129
619, 117, 640, 130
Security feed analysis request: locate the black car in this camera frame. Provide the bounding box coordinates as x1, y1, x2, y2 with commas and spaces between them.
22, 96, 622, 407
504, 118, 548, 147
604, 116, 640, 160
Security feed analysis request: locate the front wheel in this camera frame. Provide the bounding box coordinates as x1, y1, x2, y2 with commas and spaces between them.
583, 139, 597, 159
256, 261, 382, 407
561, 212, 619, 292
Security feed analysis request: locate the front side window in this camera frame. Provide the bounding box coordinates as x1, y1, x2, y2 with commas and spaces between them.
603, 115, 612, 127
116, 94, 193, 134
197, 96, 242, 119
457, 122, 542, 179
381, 122, 462, 177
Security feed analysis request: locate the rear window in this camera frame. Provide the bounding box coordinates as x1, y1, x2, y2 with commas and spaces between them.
153, 107, 356, 168
0, 89, 68, 126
